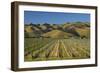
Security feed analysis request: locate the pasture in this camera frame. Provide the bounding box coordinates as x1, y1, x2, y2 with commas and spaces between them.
24, 38, 90, 61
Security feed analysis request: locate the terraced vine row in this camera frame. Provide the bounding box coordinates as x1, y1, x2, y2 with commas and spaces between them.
24, 38, 90, 61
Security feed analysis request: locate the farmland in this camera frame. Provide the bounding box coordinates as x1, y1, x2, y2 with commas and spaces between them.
24, 38, 90, 61
24, 22, 90, 61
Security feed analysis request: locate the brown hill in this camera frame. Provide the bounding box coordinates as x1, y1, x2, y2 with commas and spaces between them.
42, 30, 72, 38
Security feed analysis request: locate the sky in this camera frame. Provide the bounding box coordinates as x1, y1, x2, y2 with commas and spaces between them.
24, 11, 90, 24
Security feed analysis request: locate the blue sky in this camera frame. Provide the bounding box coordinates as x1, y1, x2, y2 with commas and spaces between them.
24, 11, 90, 24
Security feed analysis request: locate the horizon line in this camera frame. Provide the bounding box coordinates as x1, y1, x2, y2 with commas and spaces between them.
24, 21, 90, 25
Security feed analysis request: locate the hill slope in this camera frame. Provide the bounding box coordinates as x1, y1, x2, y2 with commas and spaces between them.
42, 30, 72, 38
24, 22, 90, 38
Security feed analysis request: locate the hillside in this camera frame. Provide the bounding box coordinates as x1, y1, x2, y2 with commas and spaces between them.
42, 30, 72, 38
75, 28, 90, 38
24, 22, 90, 38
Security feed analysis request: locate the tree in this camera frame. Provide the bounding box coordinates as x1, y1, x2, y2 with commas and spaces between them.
29, 22, 33, 25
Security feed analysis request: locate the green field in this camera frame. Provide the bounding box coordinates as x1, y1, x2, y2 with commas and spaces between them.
24, 38, 90, 61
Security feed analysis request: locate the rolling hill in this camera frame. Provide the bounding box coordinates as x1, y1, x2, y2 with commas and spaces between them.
24, 22, 90, 38
42, 30, 72, 38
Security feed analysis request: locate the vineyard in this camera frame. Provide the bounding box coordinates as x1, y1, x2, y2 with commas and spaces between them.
24, 38, 90, 61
